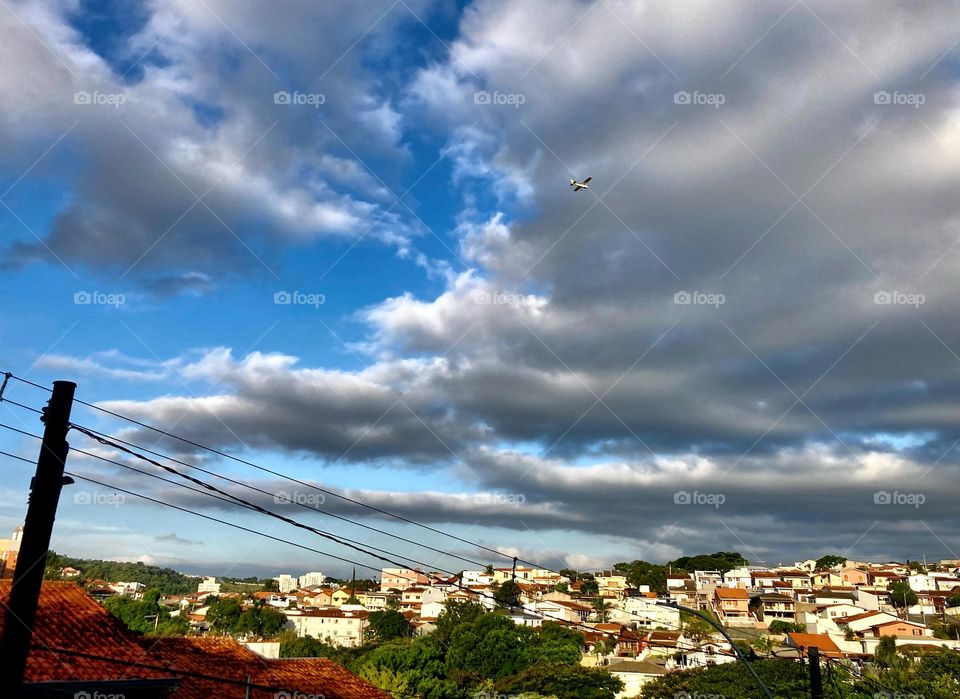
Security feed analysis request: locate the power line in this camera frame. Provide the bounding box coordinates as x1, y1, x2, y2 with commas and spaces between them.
3, 373, 525, 564
69, 421, 490, 570
70, 424, 490, 582
56, 470, 624, 642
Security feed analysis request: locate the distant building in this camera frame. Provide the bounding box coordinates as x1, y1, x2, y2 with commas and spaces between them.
197, 576, 221, 595
298, 571, 326, 588
0, 526, 24, 578
276, 574, 297, 594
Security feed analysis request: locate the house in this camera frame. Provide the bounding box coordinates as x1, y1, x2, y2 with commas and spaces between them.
607, 658, 667, 698
380, 567, 428, 592
285, 608, 369, 647
674, 640, 738, 668
196, 577, 220, 595
525, 599, 590, 624
144, 636, 393, 698
862, 619, 932, 638
0, 580, 177, 697
619, 594, 680, 630
0, 526, 23, 578
749, 592, 797, 625
840, 567, 869, 586
785, 632, 844, 658
779, 570, 812, 589
713, 587, 751, 624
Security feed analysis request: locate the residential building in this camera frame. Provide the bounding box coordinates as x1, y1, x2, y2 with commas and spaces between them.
618, 595, 681, 630
197, 576, 221, 595
298, 571, 326, 588
380, 567, 428, 592
712, 587, 751, 624
749, 592, 797, 625
275, 574, 297, 594
286, 608, 369, 647
0, 580, 391, 699
607, 659, 667, 699
0, 526, 23, 578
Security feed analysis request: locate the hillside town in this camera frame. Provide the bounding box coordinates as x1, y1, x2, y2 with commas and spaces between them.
7, 527, 958, 699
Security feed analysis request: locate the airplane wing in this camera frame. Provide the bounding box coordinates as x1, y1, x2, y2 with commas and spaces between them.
582, 177, 592, 184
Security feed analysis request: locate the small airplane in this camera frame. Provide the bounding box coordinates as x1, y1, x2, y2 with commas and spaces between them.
569, 176, 592, 192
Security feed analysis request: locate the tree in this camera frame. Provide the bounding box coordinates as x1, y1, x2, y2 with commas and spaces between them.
279, 632, 337, 658
494, 579, 522, 609
815, 555, 847, 571
206, 597, 242, 634
767, 620, 803, 634
681, 614, 715, 643
592, 597, 612, 623
579, 575, 599, 596
496, 663, 623, 699
668, 552, 748, 574
435, 600, 487, 646
890, 581, 918, 611
613, 560, 668, 595
368, 609, 413, 642
235, 604, 288, 638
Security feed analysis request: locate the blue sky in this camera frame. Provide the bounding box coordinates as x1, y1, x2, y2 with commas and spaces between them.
3, 0, 960, 578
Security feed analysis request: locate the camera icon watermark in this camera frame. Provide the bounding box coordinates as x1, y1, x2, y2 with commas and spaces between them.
674, 91, 725, 108
873, 91, 925, 108
473, 492, 526, 508
274, 692, 327, 699
873, 491, 925, 508
273, 291, 325, 307
674, 290, 725, 307
472, 290, 534, 306
74, 91, 126, 108
473, 91, 526, 108
674, 490, 725, 508
74, 290, 126, 308
73, 491, 126, 508
273, 91, 326, 108
273, 490, 326, 508
873, 290, 924, 308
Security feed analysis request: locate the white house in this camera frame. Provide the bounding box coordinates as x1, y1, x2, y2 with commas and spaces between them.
197, 577, 221, 595
284, 608, 368, 647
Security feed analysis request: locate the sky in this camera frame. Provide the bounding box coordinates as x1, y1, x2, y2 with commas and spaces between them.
2, 0, 960, 579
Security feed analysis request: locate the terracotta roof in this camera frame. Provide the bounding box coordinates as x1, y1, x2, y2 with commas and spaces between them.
715, 588, 749, 599
0, 581, 172, 684
786, 633, 843, 658
144, 637, 393, 699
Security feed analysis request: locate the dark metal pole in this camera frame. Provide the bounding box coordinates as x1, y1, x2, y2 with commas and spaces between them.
659, 601, 774, 699
0, 381, 75, 697
808, 645, 824, 699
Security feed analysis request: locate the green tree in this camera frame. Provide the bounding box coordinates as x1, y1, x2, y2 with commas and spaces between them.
279, 632, 337, 658
446, 613, 532, 679
494, 579, 522, 609
890, 581, 918, 611
815, 555, 847, 571
767, 620, 803, 634
235, 603, 287, 638
368, 609, 413, 642
206, 597, 242, 634
434, 600, 487, 646
496, 663, 623, 699
592, 596, 612, 622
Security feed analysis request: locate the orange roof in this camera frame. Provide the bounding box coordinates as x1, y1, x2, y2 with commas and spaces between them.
145, 637, 393, 699
715, 588, 749, 599
0, 580, 172, 684
787, 633, 843, 658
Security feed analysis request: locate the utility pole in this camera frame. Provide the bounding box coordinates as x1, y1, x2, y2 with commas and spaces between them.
808, 646, 823, 699
0, 381, 76, 698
